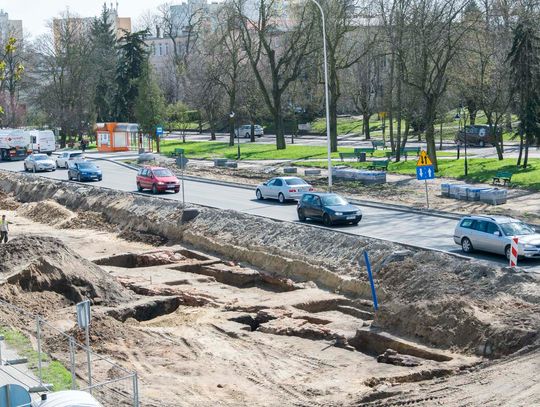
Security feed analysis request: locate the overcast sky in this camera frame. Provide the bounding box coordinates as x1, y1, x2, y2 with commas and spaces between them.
1, 0, 183, 38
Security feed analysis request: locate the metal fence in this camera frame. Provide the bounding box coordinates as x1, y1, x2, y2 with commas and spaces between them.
0, 298, 139, 406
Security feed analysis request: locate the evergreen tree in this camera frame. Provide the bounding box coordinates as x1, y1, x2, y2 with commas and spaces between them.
90, 4, 118, 122
115, 29, 149, 122
135, 62, 166, 152
508, 19, 540, 168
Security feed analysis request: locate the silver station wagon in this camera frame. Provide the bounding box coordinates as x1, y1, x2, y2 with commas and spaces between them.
454, 215, 540, 259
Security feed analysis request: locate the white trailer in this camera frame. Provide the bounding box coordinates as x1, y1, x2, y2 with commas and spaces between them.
0, 129, 30, 161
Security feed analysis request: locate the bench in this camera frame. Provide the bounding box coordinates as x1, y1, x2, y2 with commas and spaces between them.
371, 140, 385, 149
367, 160, 389, 171
384, 147, 420, 160
170, 148, 185, 157
339, 152, 358, 161
338, 147, 375, 161
492, 171, 513, 186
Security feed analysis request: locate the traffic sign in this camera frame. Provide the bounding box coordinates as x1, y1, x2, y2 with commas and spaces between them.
416, 150, 432, 166
416, 165, 435, 180
156, 126, 163, 136
76, 300, 91, 329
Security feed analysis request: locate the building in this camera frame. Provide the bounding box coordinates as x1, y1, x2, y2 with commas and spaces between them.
53, 2, 131, 45
0, 10, 23, 42
95, 122, 153, 153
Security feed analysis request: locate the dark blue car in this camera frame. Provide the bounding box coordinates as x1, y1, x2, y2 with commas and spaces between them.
68, 161, 102, 182
297, 193, 362, 226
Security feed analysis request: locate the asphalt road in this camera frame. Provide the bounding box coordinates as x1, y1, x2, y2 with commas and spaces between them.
1, 158, 539, 272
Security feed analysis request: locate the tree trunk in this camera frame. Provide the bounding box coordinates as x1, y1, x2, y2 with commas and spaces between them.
388, 51, 395, 153
250, 123, 255, 143
329, 95, 338, 152
363, 112, 371, 140
516, 132, 523, 167
229, 116, 235, 147
273, 96, 286, 150
424, 104, 438, 171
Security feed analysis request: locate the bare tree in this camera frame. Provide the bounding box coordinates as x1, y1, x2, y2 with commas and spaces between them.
402, 0, 477, 170
235, 0, 316, 150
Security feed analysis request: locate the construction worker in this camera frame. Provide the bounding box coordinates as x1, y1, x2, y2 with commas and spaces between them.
0, 214, 9, 243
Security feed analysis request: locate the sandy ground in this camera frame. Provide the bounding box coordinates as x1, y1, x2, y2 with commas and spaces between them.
0, 190, 538, 407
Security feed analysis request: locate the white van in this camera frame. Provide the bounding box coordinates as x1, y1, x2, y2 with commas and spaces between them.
29, 130, 56, 154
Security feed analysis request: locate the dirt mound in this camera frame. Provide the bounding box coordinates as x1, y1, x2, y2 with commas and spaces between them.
60, 210, 116, 232
18, 200, 75, 226
0, 190, 20, 210
0, 236, 132, 307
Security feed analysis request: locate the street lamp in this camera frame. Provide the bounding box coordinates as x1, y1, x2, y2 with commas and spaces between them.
230, 111, 240, 160
306, 0, 332, 191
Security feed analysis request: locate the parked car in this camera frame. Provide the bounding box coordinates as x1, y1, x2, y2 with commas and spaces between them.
454, 215, 540, 259
297, 193, 362, 226
256, 176, 314, 203
68, 160, 102, 182
236, 125, 264, 138
24, 153, 56, 172
136, 166, 180, 194
56, 151, 84, 168
455, 125, 501, 147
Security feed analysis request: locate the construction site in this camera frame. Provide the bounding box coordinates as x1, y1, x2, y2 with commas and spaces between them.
0, 171, 538, 406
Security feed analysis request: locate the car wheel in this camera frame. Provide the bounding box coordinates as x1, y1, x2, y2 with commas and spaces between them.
479, 140, 485, 147
323, 213, 332, 227
32, 166, 36, 173
351, 220, 360, 225
24, 164, 27, 172
77, 174, 81, 182
174, 188, 180, 194
256, 189, 264, 200
278, 193, 286, 204
98, 177, 102, 181
505, 245, 512, 261
152, 184, 158, 194
461, 237, 473, 253
137, 183, 143, 192
298, 209, 306, 222
245, 133, 250, 138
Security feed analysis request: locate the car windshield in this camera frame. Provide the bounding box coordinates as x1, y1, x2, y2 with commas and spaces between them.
34, 155, 48, 161
285, 178, 307, 186
78, 163, 96, 169
500, 222, 536, 236
152, 169, 173, 177
70, 153, 82, 158
322, 195, 348, 206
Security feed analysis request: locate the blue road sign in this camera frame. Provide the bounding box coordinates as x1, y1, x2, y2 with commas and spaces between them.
156, 126, 163, 136
416, 165, 435, 180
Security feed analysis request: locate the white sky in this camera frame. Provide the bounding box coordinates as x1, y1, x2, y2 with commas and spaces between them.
0, 0, 193, 39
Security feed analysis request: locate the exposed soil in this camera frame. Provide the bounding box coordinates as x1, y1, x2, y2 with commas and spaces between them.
0, 172, 538, 406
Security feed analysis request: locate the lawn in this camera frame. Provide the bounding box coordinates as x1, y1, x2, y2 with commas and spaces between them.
159, 140, 456, 161
293, 158, 540, 190
0, 326, 73, 391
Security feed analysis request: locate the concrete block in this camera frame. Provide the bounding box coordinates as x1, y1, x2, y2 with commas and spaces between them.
304, 169, 321, 176
225, 161, 238, 168
283, 167, 297, 174
214, 158, 228, 167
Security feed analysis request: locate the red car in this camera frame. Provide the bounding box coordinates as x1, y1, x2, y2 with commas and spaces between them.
136, 166, 180, 194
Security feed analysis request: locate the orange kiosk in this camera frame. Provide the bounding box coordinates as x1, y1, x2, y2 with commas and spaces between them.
95, 123, 153, 153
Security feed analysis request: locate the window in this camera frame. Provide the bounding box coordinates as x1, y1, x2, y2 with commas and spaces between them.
322, 195, 348, 206
140, 169, 149, 177
460, 218, 474, 229
500, 222, 535, 236
158, 43, 162, 56
486, 222, 500, 235
273, 179, 283, 187
313, 196, 322, 206
474, 220, 489, 233
266, 179, 275, 187
285, 178, 307, 186
302, 194, 312, 203
153, 169, 173, 177
165, 43, 169, 55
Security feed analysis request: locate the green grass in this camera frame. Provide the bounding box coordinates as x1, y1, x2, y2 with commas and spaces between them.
293, 158, 540, 190
0, 326, 73, 391
159, 140, 457, 161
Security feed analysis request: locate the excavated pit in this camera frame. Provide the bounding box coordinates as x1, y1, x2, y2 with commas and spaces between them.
105, 296, 184, 322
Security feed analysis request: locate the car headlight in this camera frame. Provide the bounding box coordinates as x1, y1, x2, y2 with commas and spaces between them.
523, 244, 536, 250
334, 212, 343, 216
157, 182, 165, 185
356, 211, 362, 215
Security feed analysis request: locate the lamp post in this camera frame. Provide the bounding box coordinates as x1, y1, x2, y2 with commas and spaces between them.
230, 111, 240, 160
306, 0, 332, 191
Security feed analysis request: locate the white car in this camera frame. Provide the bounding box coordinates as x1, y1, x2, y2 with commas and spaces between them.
56, 151, 84, 168
236, 125, 264, 138
256, 176, 314, 203
24, 153, 56, 172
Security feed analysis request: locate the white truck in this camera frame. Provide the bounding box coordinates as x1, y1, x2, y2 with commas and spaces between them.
0, 129, 30, 161
28, 130, 56, 154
